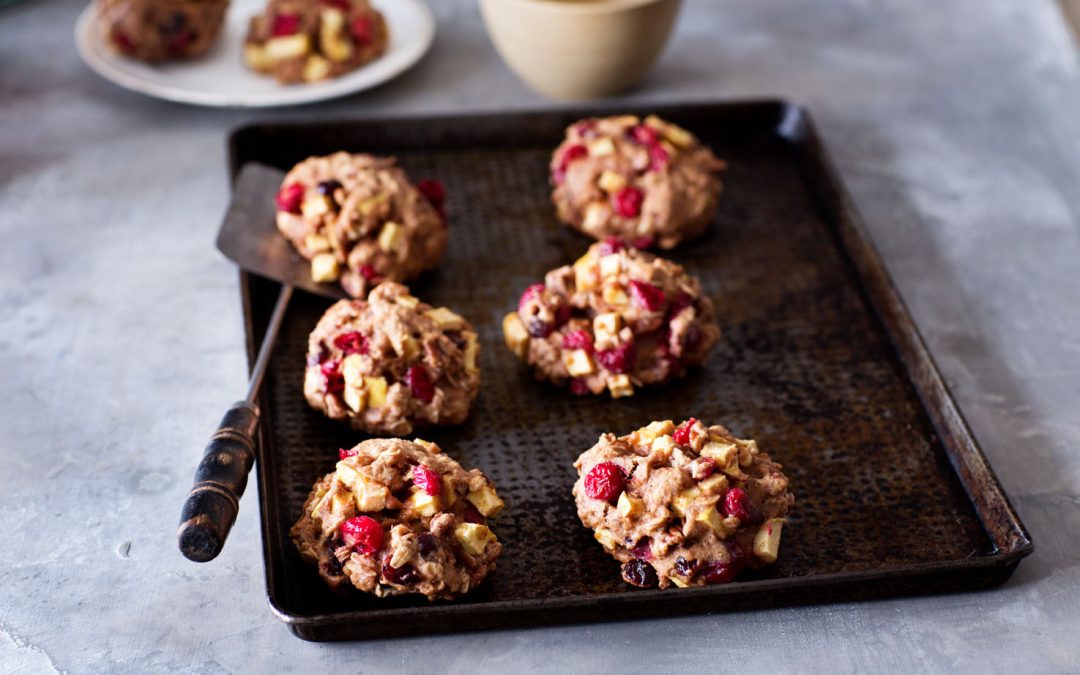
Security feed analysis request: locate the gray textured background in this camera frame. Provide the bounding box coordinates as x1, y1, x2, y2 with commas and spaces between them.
2, 0, 1079, 672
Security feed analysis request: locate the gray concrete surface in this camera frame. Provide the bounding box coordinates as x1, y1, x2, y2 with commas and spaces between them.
2, 0, 1080, 672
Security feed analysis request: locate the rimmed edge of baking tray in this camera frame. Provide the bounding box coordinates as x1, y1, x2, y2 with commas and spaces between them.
228, 99, 1033, 641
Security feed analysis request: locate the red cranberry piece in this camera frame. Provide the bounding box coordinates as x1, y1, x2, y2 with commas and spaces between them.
648, 144, 670, 172
622, 559, 659, 588
411, 464, 441, 496
306, 344, 329, 367
321, 0, 349, 9
319, 360, 344, 394
721, 487, 762, 524
628, 279, 665, 311
583, 462, 625, 502
112, 29, 137, 54
417, 533, 438, 557
359, 264, 381, 282
332, 331, 368, 355
317, 179, 342, 196
517, 283, 545, 313
350, 15, 374, 44
555, 304, 572, 328
382, 561, 420, 585
406, 365, 435, 402
270, 12, 302, 37
596, 342, 635, 374
673, 418, 697, 446
166, 30, 194, 54
569, 378, 590, 396
322, 554, 345, 577
562, 329, 594, 352
684, 324, 702, 352
275, 182, 304, 214
629, 125, 659, 146
612, 187, 644, 218
668, 291, 692, 317
338, 447, 358, 460
630, 538, 654, 561
674, 556, 702, 579
462, 503, 485, 524
526, 317, 553, 338
339, 516, 383, 555
572, 121, 597, 138
552, 144, 588, 184
416, 179, 446, 208
631, 235, 655, 249
702, 560, 740, 584
597, 237, 626, 257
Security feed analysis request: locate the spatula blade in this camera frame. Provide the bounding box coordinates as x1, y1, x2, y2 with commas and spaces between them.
216, 162, 347, 300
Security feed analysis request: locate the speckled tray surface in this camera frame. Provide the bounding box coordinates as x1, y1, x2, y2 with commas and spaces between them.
228, 101, 1032, 642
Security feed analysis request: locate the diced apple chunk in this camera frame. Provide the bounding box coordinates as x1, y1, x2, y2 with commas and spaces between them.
341, 354, 365, 387
466, 485, 504, 517
319, 8, 353, 62
617, 491, 644, 519
573, 253, 600, 291
695, 506, 726, 536
583, 202, 609, 230
599, 253, 621, 278
441, 476, 458, 505
563, 349, 596, 377
455, 523, 495, 556
670, 575, 690, 588
377, 221, 405, 252
244, 43, 271, 70
592, 312, 622, 345
671, 487, 701, 518
607, 374, 634, 398
699, 474, 729, 495
301, 195, 331, 218
464, 334, 479, 373
266, 33, 311, 61
310, 253, 340, 282
335, 460, 358, 485
365, 376, 388, 408
425, 307, 465, 330
588, 137, 615, 157
343, 384, 366, 412
395, 294, 419, 309
302, 55, 332, 82
502, 312, 529, 357
753, 518, 784, 563
403, 490, 441, 517
597, 170, 626, 193
304, 233, 331, 253
353, 475, 390, 512
602, 284, 629, 306
701, 440, 744, 478
636, 420, 675, 445
593, 528, 619, 550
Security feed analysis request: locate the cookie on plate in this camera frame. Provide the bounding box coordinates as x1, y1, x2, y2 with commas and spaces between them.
275, 152, 447, 297
291, 438, 505, 600
243, 0, 388, 84
502, 240, 720, 398
550, 114, 726, 249
304, 282, 480, 436
573, 419, 794, 589
97, 0, 228, 61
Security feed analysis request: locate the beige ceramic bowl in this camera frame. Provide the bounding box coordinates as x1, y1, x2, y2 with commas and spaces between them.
479, 0, 682, 100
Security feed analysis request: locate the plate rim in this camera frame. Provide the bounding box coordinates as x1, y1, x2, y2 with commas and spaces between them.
73, 0, 435, 108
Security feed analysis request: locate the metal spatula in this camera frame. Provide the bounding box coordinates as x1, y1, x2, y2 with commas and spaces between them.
177, 163, 344, 563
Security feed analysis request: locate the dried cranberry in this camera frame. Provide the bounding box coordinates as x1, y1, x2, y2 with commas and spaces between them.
629, 125, 659, 146
306, 344, 328, 367
406, 365, 435, 403
320, 360, 344, 394
552, 144, 588, 184
702, 560, 739, 584
684, 324, 702, 352
668, 291, 692, 317
332, 331, 368, 355
569, 378, 590, 396
721, 487, 761, 524
270, 13, 301, 37
416, 179, 446, 208
572, 121, 596, 138
526, 317, 553, 338
166, 30, 194, 54
339, 516, 383, 555
562, 330, 594, 352
597, 237, 625, 257
555, 304, 572, 328
321, 0, 349, 8
112, 29, 137, 53
648, 144, 670, 172
462, 503, 485, 524
612, 187, 644, 218
674, 556, 702, 579
411, 464, 441, 496
350, 15, 374, 44
322, 555, 344, 577
630, 538, 654, 561
631, 235, 655, 249
382, 561, 419, 585
596, 342, 635, 374
622, 559, 659, 588
672, 418, 697, 446
628, 280, 665, 311
417, 533, 438, 557
275, 182, 304, 214
359, 264, 381, 282
338, 447, 358, 460
317, 179, 342, 196
517, 283, 545, 313
583, 462, 625, 502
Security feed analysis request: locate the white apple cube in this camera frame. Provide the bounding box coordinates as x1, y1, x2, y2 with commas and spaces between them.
753, 518, 784, 563
310, 253, 340, 282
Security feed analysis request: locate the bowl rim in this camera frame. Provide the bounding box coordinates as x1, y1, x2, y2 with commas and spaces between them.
493, 0, 674, 15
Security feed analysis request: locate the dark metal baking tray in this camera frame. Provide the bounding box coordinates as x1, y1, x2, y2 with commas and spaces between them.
227, 100, 1033, 642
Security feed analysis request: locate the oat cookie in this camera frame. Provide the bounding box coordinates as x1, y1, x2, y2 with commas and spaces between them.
502, 240, 720, 398
275, 152, 447, 297
304, 282, 479, 435
551, 115, 726, 249
244, 0, 388, 84
573, 419, 794, 589
292, 438, 504, 600
97, 0, 228, 61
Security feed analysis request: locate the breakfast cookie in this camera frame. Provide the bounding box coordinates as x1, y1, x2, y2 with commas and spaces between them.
550, 114, 726, 249
97, 0, 228, 61
502, 240, 720, 398
304, 282, 480, 435
243, 0, 388, 84
292, 438, 505, 600
573, 419, 794, 589
275, 152, 447, 297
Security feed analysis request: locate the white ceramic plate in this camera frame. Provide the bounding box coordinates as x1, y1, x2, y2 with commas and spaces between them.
74, 0, 434, 107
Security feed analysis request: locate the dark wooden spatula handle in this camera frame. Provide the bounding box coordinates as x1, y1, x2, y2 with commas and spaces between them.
177, 400, 260, 562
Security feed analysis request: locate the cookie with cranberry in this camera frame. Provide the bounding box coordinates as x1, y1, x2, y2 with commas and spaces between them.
573, 419, 794, 589
304, 282, 479, 436
275, 153, 447, 297
551, 115, 726, 249
502, 240, 720, 398
292, 438, 505, 600
97, 0, 228, 61
243, 0, 388, 84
